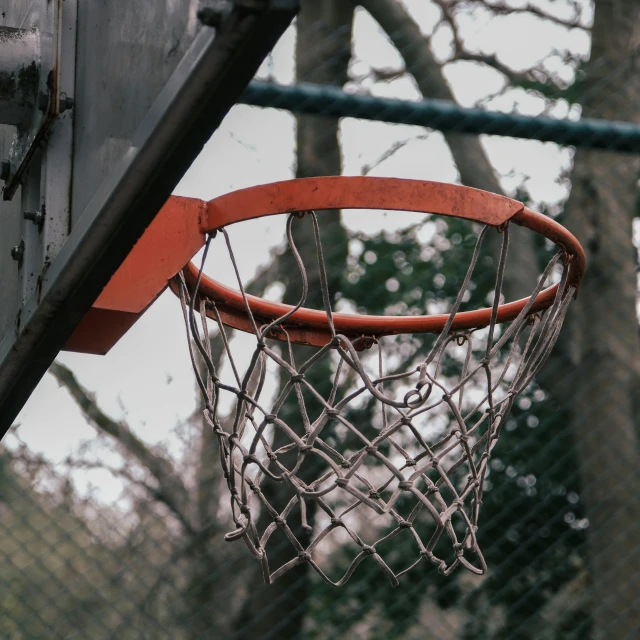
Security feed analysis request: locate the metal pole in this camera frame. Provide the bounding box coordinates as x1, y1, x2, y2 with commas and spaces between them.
240, 81, 640, 153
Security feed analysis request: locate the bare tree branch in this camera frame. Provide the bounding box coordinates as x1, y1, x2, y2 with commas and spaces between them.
453, 52, 523, 81
356, 0, 540, 302
49, 361, 195, 534
433, 0, 463, 52
358, 0, 503, 191
362, 134, 430, 174
462, 0, 590, 31
63, 456, 168, 503
246, 255, 285, 297
436, 0, 577, 94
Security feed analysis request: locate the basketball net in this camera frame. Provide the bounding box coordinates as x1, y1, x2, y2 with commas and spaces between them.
176, 211, 575, 586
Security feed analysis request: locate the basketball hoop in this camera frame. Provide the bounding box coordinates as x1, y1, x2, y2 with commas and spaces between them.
173, 178, 584, 585
87, 177, 586, 585
176, 178, 584, 349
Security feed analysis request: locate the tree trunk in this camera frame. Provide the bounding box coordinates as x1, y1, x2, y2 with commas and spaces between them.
185, 338, 239, 637
557, 1, 640, 637
231, 3, 353, 638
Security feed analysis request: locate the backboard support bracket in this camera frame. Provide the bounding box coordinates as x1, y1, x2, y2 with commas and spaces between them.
0, 0, 299, 438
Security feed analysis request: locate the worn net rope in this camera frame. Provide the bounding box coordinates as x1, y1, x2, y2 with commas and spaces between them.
177, 211, 575, 586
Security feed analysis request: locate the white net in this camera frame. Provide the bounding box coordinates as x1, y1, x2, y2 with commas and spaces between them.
177, 212, 575, 586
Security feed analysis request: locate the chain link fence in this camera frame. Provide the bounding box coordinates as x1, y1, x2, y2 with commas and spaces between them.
2, 1, 640, 638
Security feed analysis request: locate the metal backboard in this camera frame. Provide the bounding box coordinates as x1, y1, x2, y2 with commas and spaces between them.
0, 0, 298, 437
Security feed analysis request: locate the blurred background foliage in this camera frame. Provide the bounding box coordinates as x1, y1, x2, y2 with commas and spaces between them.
2, 1, 640, 638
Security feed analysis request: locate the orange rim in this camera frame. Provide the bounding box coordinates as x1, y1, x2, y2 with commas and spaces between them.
178, 177, 585, 348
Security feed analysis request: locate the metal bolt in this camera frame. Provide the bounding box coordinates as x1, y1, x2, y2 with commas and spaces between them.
59, 93, 74, 113
0, 160, 10, 181
37, 91, 49, 113
24, 209, 45, 227
10, 241, 24, 264
197, 2, 232, 28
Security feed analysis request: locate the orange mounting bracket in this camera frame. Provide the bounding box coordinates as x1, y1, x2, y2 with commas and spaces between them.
65, 177, 585, 354
64, 195, 207, 354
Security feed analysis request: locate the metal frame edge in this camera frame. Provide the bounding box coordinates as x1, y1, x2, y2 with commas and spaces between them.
0, 0, 299, 436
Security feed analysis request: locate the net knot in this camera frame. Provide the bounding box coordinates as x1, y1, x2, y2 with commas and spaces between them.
404, 389, 424, 407
353, 335, 377, 350
405, 459, 417, 467
361, 545, 376, 556
368, 491, 381, 500
264, 414, 277, 423
335, 477, 349, 488
400, 417, 412, 426
299, 444, 313, 453
290, 373, 305, 383
240, 505, 251, 516
297, 552, 311, 562
274, 516, 285, 527
560, 244, 574, 266
244, 454, 258, 465
398, 519, 412, 529
267, 452, 278, 462
330, 517, 343, 527
453, 332, 468, 346
340, 460, 352, 469
325, 408, 340, 417
365, 445, 378, 455
398, 481, 413, 491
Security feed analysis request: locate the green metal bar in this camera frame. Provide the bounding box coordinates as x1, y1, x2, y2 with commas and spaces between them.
240, 81, 640, 153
